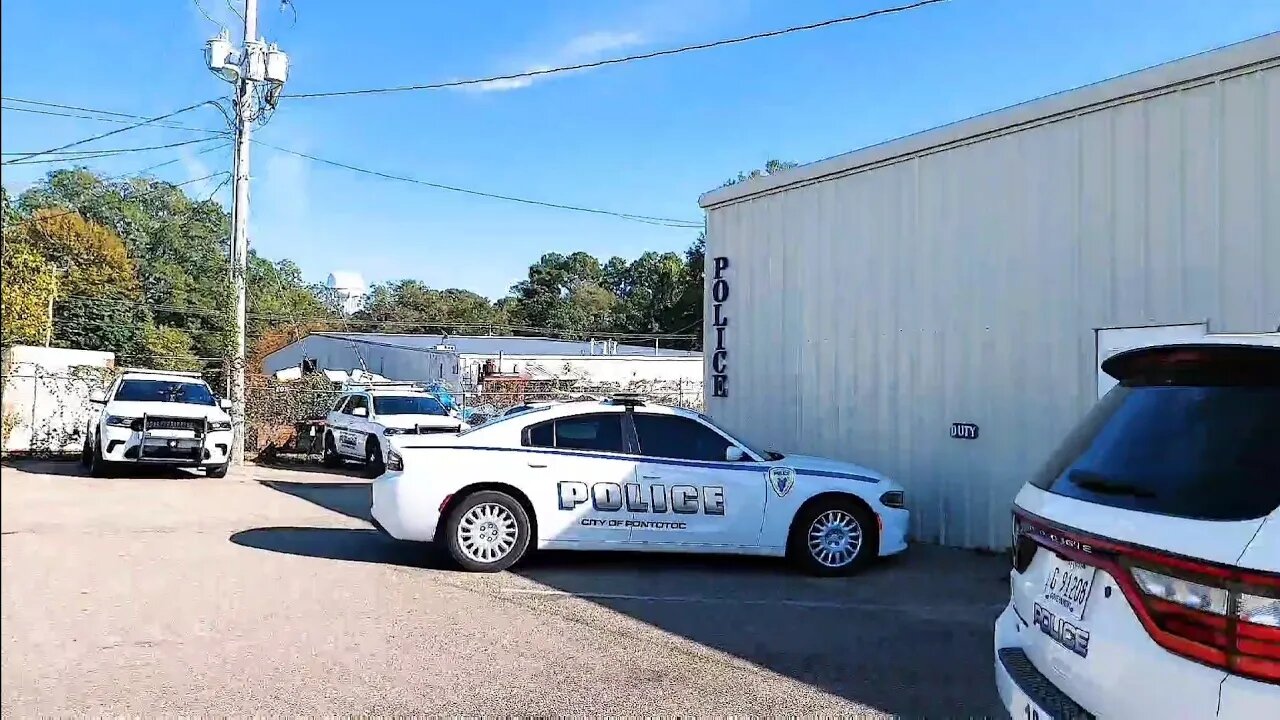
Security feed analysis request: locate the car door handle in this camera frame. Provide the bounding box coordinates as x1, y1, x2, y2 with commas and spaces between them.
528, 462, 548, 468
641, 474, 661, 480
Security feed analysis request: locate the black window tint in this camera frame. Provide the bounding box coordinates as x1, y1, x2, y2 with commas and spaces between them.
553, 414, 624, 452
633, 414, 733, 462
526, 421, 554, 448
114, 380, 215, 406
1031, 385, 1280, 521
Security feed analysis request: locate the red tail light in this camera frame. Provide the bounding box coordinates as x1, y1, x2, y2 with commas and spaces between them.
1014, 508, 1280, 684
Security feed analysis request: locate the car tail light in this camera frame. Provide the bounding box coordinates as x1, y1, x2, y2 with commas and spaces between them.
1014, 508, 1280, 684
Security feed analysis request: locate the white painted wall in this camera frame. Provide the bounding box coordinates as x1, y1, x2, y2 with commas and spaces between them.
699, 37, 1280, 549
2, 346, 115, 454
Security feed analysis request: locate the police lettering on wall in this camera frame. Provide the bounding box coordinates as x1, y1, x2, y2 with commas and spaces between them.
711, 256, 730, 397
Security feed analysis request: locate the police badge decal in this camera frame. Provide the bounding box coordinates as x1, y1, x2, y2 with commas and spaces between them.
767, 467, 795, 498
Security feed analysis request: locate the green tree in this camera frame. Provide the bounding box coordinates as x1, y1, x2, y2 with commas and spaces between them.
247, 253, 338, 341
355, 280, 500, 333
0, 240, 57, 347
141, 325, 200, 371
14, 209, 149, 353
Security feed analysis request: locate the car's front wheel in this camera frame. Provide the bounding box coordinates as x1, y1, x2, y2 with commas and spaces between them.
206, 463, 229, 478
444, 491, 531, 572
322, 432, 341, 468
87, 431, 114, 478
363, 439, 385, 478
789, 499, 878, 576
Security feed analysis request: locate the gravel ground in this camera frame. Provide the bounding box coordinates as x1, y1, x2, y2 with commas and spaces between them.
1, 458, 1008, 716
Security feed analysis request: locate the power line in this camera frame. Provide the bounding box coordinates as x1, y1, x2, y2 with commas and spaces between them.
2, 136, 228, 166
252, 139, 704, 228
284, 0, 948, 99
4, 98, 225, 164
4, 96, 704, 227
10, 171, 229, 228
0, 104, 226, 135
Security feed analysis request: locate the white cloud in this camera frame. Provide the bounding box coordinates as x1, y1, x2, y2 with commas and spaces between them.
464, 30, 646, 94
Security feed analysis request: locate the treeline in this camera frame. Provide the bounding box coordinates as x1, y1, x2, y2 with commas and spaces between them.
1, 161, 796, 364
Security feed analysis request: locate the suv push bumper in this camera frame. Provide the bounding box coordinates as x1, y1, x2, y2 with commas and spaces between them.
100, 425, 233, 465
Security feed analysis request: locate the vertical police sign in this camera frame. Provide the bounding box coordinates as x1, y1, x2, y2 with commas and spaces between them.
711, 256, 730, 397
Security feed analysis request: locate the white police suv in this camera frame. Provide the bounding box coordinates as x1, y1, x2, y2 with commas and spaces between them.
996, 338, 1279, 719
82, 369, 234, 477
323, 383, 468, 477
371, 395, 909, 574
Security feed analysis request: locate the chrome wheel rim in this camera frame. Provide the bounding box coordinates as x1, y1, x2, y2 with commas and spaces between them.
807, 509, 862, 567
457, 502, 519, 564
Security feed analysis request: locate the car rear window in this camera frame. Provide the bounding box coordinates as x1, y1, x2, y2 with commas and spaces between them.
1031, 348, 1280, 521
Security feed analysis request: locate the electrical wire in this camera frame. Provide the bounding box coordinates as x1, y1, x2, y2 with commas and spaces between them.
284, 0, 948, 99
193, 0, 221, 27
58, 296, 700, 339
0, 104, 229, 135
4, 98, 225, 164
251, 139, 704, 228
9, 171, 230, 228
2, 136, 229, 165
4, 96, 703, 228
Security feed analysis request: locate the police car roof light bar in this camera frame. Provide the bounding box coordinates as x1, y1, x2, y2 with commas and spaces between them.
118, 368, 205, 379
607, 393, 647, 407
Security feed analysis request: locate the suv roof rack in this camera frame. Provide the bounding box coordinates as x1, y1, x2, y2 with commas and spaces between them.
606, 393, 647, 407
118, 368, 205, 379
341, 380, 429, 392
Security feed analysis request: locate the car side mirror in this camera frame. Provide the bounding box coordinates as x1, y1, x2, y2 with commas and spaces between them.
89, 390, 107, 404
353, 407, 368, 417
725, 446, 745, 462
219, 399, 232, 410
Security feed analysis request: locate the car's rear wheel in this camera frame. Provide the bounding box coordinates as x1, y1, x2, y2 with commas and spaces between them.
80, 433, 93, 467
444, 491, 531, 572
364, 439, 385, 478
789, 499, 877, 576
322, 432, 341, 468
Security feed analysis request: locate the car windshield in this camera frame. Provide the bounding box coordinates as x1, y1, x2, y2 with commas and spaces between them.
373, 395, 448, 416
114, 379, 216, 406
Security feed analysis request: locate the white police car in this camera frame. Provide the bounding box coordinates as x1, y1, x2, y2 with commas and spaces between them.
323, 383, 468, 477
996, 338, 1280, 719
371, 395, 909, 573
82, 369, 235, 477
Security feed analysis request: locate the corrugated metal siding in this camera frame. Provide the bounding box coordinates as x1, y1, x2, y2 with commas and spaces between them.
704, 62, 1280, 550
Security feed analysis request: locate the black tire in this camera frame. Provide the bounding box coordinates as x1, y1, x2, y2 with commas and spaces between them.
322, 432, 342, 468
88, 431, 114, 478
206, 462, 230, 478
80, 433, 93, 467
443, 490, 531, 572
363, 438, 385, 478
788, 498, 878, 577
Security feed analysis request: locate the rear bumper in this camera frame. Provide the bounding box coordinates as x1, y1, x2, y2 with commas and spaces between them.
995, 603, 1094, 719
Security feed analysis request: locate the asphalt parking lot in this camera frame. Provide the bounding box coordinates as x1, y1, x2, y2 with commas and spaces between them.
1, 458, 1008, 716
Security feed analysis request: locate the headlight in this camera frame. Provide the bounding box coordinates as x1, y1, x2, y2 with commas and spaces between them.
386, 448, 404, 472
105, 415, 135, 428
208, 420, 232, 431
382, 427, 402, 436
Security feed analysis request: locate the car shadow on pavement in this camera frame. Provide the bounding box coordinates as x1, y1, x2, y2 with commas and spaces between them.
0, 457, 200, 479
229, 526, 448, 569
509, 545, 1008, 717
258, 480, 372, 522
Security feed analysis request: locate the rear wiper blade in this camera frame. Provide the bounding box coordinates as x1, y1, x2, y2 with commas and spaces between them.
1067, 471, 1157, 498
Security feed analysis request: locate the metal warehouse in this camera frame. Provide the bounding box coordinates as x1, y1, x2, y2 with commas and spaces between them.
697, 35, 1280, 550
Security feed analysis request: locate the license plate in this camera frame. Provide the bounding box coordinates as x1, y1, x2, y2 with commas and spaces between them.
1041, 554, 1097, 621
147, 428, 195, 439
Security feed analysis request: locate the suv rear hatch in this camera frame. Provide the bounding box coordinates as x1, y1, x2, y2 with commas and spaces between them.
1010, 343, 1280, 712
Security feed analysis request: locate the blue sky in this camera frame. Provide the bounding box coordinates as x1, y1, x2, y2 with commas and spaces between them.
3, 0, 1277, 299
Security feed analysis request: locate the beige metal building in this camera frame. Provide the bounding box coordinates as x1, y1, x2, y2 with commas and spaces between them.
698, 34, 1279, 549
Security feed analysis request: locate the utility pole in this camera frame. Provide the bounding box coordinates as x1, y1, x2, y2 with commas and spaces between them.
205, 0, 288, 465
